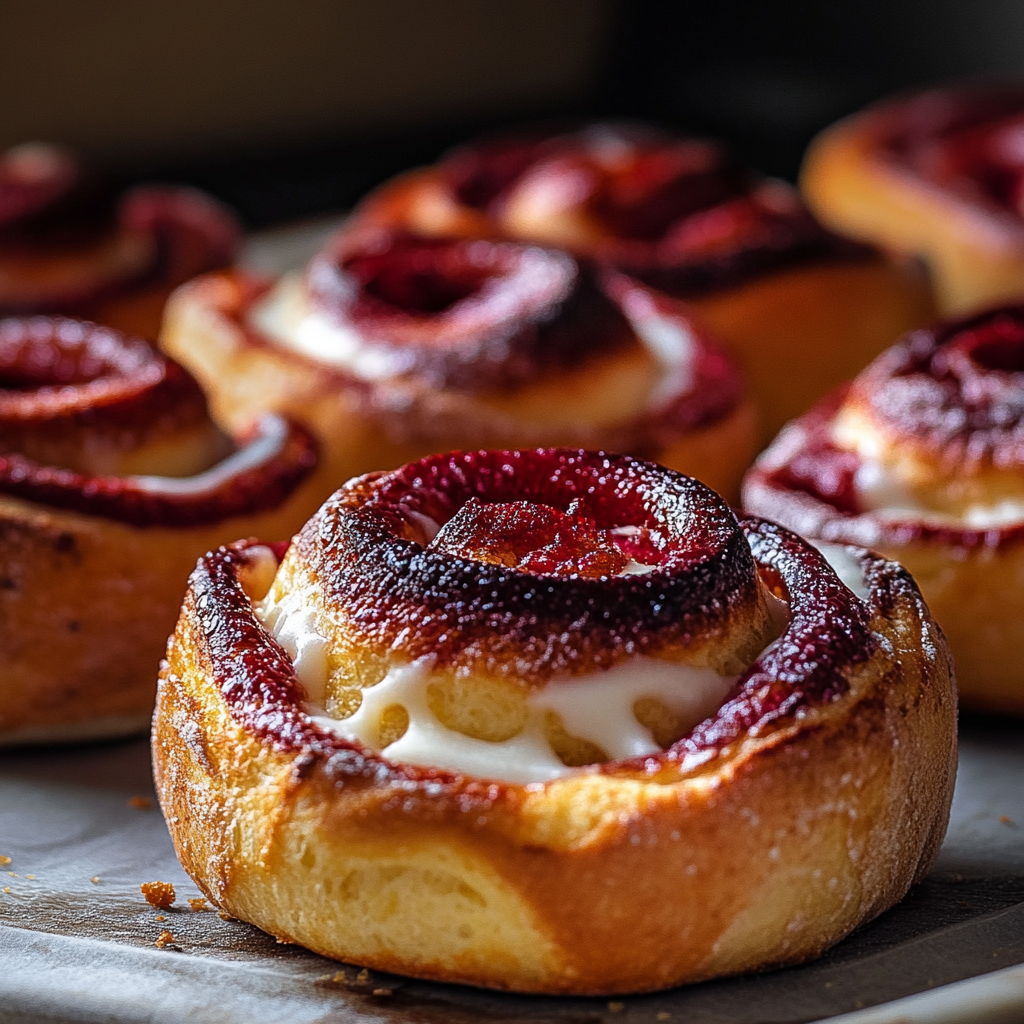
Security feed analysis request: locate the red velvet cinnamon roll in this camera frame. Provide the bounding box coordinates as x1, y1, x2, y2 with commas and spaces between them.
0, 143, 239, 338
161, 227, 756, 502
0, 316, 319, 745
744, 305, 1024, 714
355, 123, 935, 437
802, 84, 1024, 315
154, 448, 955, 995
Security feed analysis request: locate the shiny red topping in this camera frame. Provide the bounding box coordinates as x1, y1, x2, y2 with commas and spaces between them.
852, 305, 1024, 467
428, 497, 647, 578
306, 230, 632, 390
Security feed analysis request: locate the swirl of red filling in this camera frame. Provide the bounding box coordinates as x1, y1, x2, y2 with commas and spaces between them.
306, 230, 632, 391
0, 144, 239, 328
744, 305, 1024, 548
183, 448, 895, 770
0, 316, 316, 526
361, 124, 868, 299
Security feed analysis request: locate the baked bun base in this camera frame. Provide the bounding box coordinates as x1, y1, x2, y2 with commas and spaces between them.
154, 533, 955, 995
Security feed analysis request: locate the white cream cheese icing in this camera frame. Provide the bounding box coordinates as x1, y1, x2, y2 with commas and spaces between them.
254, 586, 738, 784
130, 414, 288, 496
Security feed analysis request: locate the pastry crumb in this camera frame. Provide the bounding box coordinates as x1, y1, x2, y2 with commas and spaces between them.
128, 796, 154, 810
25, 874, 35, 880
90, 876, 100, 884
356, 969, 369, 983
141, 881, 176, 908
155, 915, 167, 921
657, 1014, 672, 1020
372, 988, 392, 997
218, 910, 235, 921
608, 1002, 625, 1012
0, 856, 10, 866
188, 897, 210, 911
3, 887, 10, 894
154, 929, 175, 948
999, 815, 1014, 825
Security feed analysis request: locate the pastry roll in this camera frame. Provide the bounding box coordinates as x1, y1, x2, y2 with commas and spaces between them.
744, 304, 1024, 714
0, 316, 319, 744
0, 143, 238, 338
154, 448, 955, 994
356, 123, 935, 437
803, 84, 1024, 315
162, 227, 756, 502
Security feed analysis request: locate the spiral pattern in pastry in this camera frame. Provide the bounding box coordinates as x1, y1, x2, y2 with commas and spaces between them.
352, 122, 935, 437
162, 227, 755, 501
0, 315, 319, 744
744, 304, 1024, 713
802, 84, 1024, 315
154, 447, 955, 994
0, 143, 238, 337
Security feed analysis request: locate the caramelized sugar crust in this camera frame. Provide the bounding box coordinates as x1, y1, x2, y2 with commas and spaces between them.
284, 449, 766, 682
0, 144, 238, 336
154, 492, 955, 992
0, 317, 317, 526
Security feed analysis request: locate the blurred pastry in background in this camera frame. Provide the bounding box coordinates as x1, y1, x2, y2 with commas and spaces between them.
744, 303, 1024, 715
0, 315, 319, 745
355, 122, 935, 438
161, 226, 756, 503
803, 84, 1024, 316
0, 143, 239, 339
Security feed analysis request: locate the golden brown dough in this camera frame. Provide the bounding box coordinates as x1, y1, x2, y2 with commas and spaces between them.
154, 448, 956, 994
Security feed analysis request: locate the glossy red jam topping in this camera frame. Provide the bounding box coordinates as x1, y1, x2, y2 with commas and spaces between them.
850, 305, 1024, 466
306, 230, 632, 390
0, 316, 316, 526
427, 497, 664, 578
295, 448, 755, 677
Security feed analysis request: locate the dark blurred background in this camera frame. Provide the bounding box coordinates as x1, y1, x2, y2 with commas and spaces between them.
4, 0, 1024, 228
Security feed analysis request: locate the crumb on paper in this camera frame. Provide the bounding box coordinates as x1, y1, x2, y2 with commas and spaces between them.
3, 887, 9, 894
356, 969, 369, 983
372, 989, 392, 998
657, 1014, 672, 1020
7, 872, 14, 877
188, 897, 210, 911
128, 796, 154, 810
90, 876, 100, 884
141, 881, 176, 908
155, 915, 166, 921
608, 1002, 625, 1013
0, 856, 10, 866
999, 815, 1014, 825
218, 910, 235, 921
155, 929, 175, 948
25, 874, 35, 880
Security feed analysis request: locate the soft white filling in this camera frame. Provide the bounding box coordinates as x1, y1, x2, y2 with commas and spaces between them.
129, 414, 288, 495
813, 541, 869, 602
254, 588, 737, 784
853, 458, 1024, 528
